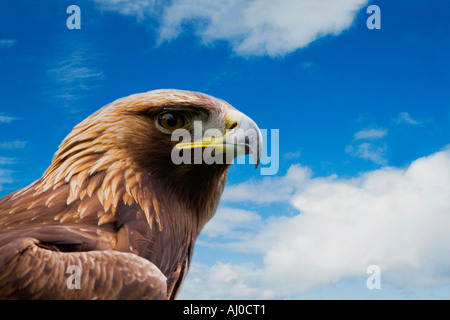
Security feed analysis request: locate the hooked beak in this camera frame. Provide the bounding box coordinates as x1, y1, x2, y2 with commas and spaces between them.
175, 110, 262, 168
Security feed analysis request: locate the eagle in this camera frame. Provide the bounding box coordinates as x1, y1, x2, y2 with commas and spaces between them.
0, 89, 262, 299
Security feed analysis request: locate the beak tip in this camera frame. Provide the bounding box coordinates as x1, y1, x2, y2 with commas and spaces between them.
253, 146, 262, 169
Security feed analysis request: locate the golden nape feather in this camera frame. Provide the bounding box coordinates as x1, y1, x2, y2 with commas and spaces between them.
0, 89, 262, 300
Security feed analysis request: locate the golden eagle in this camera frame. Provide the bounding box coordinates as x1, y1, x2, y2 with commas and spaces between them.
0, 89, 261, 299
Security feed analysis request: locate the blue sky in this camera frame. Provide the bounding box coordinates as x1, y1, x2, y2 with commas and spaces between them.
1, 0, 449, 299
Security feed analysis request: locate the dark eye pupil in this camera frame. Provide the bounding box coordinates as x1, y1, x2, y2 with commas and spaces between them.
165, 114, 178, 127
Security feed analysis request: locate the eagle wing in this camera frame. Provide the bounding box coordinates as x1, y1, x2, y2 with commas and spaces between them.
0, 229, 167, 300
0, 172, 183, 300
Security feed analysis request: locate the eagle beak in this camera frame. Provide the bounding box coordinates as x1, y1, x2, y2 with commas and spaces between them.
224, 110, 263, 168
175, 110, 263, 168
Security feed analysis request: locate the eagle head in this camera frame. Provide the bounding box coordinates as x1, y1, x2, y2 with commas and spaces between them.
42, 89, 262, 230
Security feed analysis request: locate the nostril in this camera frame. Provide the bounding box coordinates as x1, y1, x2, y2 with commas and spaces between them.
228, 122, 237, 130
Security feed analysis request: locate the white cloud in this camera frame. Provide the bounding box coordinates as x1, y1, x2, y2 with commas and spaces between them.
179, 262, 271, 300
159, 0, 369, 56
267, 149, 450, 292
202, 207, 262, 239
95, 0, 369, 57
222, 164, 311, 204
181, 148, 450, 299
354, 128, 387, 140
0, 39, 17, 48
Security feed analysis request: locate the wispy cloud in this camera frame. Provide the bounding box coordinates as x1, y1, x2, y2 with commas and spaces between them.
95, 0, 162, 21
0, 114, 18, 123
283, 151, 301, 159
47, 49, 103, 111
181, 148, 450, 299
395, 112, 426, 125
0, 140, 28, 149
347, 126, 388, 165
346, 142, 387, 165
300, 61, 317, 72
0, 39, 17, 48
0, 169, 14, 191
0, 157, 15, 165
48, 52, 103, 87
0, 157, 16, 191
354, 128, 387, 140
95, 0, 369, 57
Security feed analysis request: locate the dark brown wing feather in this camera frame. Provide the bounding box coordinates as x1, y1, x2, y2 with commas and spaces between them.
0, 175, 190, 299
0, 235, 167, 300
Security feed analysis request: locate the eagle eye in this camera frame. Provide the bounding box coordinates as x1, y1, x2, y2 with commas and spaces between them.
157, 112, 187, 132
